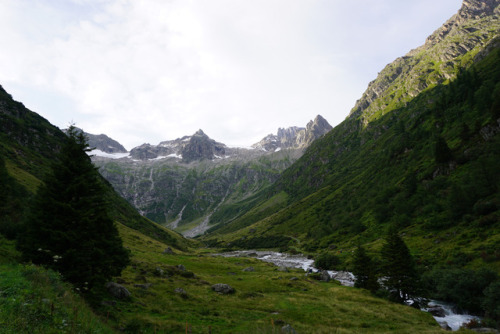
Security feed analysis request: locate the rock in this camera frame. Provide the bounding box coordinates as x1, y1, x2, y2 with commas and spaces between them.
163, 247, 174, 255
427, 306, 446, 317
281, 324, 297, 334
242, 267, 255, 272
290, 277, 299, 281
437, 321, 452, 331
154, 267, 166, 277
252, 115, 332, 152
177, 264, 186, 271
247, 252, 258, 257
320, 270, 331, 282
211, 283, 235, 294
106, 282, 131, 299
278, 266, 289, 272
174, 287, 188, 297
134, 283, 152, 290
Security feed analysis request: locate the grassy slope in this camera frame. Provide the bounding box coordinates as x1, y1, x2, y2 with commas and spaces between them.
90, 223, 455, 334
202, 43, 500, 272
0, 235, 115, 333
1, 224, 461, 333
0, 84, 194, 249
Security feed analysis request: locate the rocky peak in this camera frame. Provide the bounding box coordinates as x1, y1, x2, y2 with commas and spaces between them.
181, 130, 226, 163
252, 115, 332, 152
424, 0, 499, 47
193, 129, 207, 137
66, 127, 127, 153
349, 0, 499, 123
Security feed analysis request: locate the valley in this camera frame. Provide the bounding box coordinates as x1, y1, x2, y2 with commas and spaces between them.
1, 0, 499, 333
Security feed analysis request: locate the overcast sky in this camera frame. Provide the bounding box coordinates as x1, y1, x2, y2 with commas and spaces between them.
0, 0, 462, 150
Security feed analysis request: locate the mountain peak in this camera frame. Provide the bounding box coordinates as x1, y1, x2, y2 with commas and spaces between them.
194, 129, 207, 137
252, 115, 332, 152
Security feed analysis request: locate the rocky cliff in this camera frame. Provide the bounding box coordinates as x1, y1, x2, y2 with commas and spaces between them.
86, 132, 127, 153
252, 115, 332, 151
349, 0, 500, 124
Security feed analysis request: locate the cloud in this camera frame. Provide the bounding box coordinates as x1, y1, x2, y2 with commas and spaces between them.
0, 0, 462, 149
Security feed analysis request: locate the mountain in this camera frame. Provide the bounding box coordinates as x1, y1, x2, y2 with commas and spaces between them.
201, 0, 500, 272
93, 116, 330, 236
252, 115, 332, 151
85, 131, 127, 153
0, 85, 191, 250
128, 129, 227, 162
350, 0, 499, 124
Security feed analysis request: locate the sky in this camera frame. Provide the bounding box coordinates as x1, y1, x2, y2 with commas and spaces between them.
0, 0, 462, 150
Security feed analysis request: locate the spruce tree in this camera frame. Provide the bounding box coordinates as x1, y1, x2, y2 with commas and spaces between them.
352, 245, 379, 292
18, 126, 129, 291
434, 136, 453, 163
380, 230, 419, 303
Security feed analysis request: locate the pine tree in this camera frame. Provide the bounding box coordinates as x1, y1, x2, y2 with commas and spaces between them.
434, 136, 452, 163
380, 230, 419, 303
352, 245, 379, 292
18, 126, 129, 291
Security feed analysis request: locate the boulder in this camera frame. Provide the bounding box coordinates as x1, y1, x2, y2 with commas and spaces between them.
427, 306, 446, 318
211, 283, 235, 294
320, 270, 331, 282
242, 267, 255, 272
437, 321, 452, 331
174, 287, 188, 297
106, 282, 131, 299
163, 247, 174, 255
177, 264, 186, 271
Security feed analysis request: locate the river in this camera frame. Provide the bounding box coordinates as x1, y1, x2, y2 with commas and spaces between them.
215, 250, 480, 331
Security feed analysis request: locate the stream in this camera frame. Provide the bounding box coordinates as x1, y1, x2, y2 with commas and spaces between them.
215, 250, 480, 331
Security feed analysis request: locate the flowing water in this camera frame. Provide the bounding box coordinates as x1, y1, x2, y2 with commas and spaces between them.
215, 250, 480, 331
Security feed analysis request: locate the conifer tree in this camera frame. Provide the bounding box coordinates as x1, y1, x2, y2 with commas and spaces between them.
352, 245, 379, 292
380, 230, 419, 303
434, 136, 452, 163
18, 126, 129, 291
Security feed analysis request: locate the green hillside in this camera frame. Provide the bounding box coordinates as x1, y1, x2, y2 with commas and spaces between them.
204, 42, 500, 268
0, 85, 193, 251
201, 2, 500, 275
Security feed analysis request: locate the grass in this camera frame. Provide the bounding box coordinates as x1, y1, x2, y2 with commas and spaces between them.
1, 225, 480, 333
0, 263, 114, 333
95, 223, 463, 333
4, 158, 41, 194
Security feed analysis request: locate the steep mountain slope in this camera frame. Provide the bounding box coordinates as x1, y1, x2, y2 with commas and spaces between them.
0, 85, 192, 251
203, 0, 500, 271
350, 0, 500, 124
93, 116, 331, 237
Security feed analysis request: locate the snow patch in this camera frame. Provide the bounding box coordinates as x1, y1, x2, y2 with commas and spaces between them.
89, 149, 129, 159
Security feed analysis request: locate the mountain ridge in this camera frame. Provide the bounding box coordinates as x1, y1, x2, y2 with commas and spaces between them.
349, 0, 499, 124
201, 0, 500, 276
96, 114, 332, 162
93, 115, 331, 236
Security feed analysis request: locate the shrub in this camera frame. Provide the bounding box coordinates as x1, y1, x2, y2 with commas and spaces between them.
314, 253, 340, 270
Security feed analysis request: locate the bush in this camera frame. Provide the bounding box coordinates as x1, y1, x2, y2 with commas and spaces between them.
314, 253, 340, 270
422, 268, 498, 314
